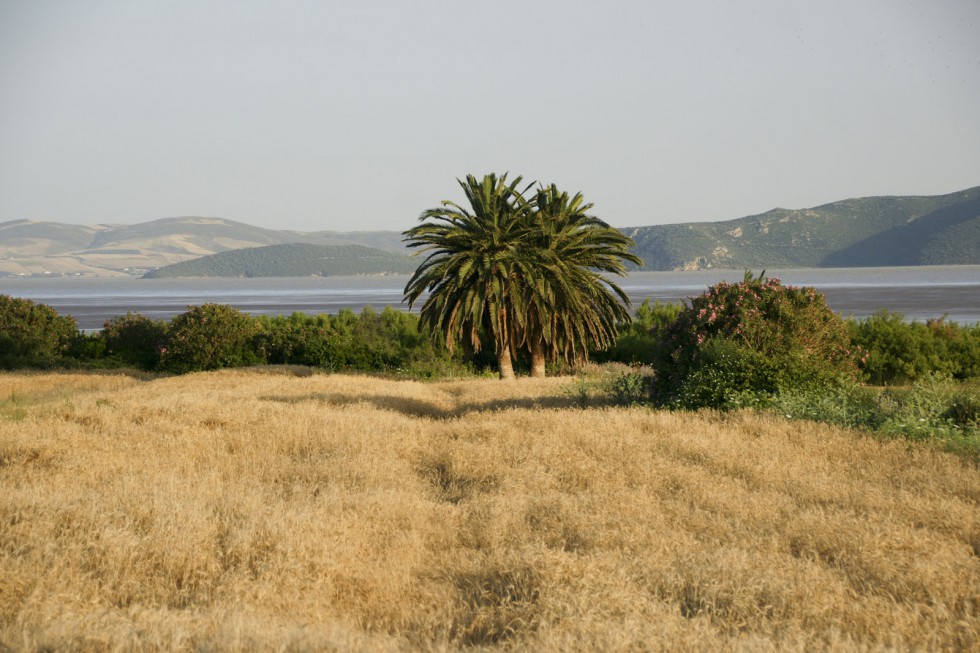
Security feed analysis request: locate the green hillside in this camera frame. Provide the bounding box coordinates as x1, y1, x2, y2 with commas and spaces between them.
626, 186, 980, 270
822, 194, 980, 267
142, 243, 417, 278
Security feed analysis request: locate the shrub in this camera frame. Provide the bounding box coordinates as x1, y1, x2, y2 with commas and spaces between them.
594, 300, 683, 365
770, 379, 884, 431
101, 312, 168, 370
849, 311, 980, 384
256, 313, 342, 369
653, 272, 859, 409
874, 374, 979, 449
665, 338, 785, 410
64, 332, 112, 368
256, 307, 467, 377
0, 295, 79, 369
943, 390, 980, 430
850, 311, 943, 384
160, 304, 263, 373
609, 367, 652, 406
772, 373, 979, 457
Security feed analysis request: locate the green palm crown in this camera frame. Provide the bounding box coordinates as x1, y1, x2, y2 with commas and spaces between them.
403, 173, 642, 378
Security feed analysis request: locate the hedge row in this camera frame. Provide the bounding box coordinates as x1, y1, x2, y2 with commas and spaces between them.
598, 300, 980, 387
2, 292, 978, 385
0, 297, 475, 377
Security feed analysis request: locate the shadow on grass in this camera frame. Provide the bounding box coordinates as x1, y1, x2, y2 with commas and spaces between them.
259, 391, 606, 419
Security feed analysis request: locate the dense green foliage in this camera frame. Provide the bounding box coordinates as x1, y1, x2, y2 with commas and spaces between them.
144, 243, 416, 278
0, 297, 478, 376
519, 184, 641, 371
404, 173, 640, 378
160, 304, 263, 372
255, 307, 466, 377
849, 311, 980, 384
101, 312, 168, 369
651, 273, 858, 409
0, 294, 79, 369
593, 300, 683, 365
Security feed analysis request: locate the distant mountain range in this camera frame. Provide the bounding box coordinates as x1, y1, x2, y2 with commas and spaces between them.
0, 217, 410, 278
1, 186, 977, 278
625, 186, 980, 270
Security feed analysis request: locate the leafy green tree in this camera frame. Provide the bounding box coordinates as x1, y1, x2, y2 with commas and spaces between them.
404, 173, 534, 379
0, 295, 79, 369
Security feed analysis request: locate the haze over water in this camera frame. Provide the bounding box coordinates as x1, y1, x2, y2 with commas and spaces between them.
2, 266, 978, 331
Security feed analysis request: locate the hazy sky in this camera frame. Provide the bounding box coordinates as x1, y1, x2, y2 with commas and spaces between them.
1, 1, 978, 232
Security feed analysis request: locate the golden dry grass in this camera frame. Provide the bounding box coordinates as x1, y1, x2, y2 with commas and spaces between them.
1, 368, 978, 652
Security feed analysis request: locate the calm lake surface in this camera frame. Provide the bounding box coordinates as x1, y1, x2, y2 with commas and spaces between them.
2, 266, 978, 331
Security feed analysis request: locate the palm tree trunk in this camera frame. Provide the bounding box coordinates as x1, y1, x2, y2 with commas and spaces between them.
529, 339, 547, 378
496, 349, 516, 380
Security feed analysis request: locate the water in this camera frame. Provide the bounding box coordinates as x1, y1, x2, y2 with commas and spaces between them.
1, 266, 978, 331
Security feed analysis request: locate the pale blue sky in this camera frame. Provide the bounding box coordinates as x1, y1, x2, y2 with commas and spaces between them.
1, 0, 978, 231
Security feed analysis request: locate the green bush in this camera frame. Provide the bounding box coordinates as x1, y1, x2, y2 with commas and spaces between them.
256, 307, 468, 377
943, 391, 980, 430
653, 272, 858, 409
609, 367, 652, 406
770, 379, 884, 431
849, 311, 980, 384
0, 295, 79, 369
64, 332, 112, 368
862, 375, 979, 455
256, 313, 341, 368
665, 338, 786, 410
160, 304, 263, 373
771, 374, 979, 457
101, 312, 168, 370
594, 300, 683, 365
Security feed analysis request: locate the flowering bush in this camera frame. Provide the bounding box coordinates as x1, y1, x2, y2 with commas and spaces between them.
160, 304, 262, 373
653, 272, 860, 409
0, 294, 79, 369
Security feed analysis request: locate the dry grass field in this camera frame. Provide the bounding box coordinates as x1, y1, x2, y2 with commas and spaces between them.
1, 369, 978, 652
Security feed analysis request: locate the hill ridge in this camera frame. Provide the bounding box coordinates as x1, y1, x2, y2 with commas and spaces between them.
1, 185, 977, 277
142, 243, 417, 278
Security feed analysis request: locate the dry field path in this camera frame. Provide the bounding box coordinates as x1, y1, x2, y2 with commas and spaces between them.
1, 369, 978, 652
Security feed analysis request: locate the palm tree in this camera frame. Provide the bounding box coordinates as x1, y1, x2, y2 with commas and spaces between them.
404, 174, 642, 379
515, 184, 642, 376
403, 173, 534, 379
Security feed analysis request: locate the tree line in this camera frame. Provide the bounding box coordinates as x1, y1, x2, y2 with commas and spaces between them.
2, 290, 977, 387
